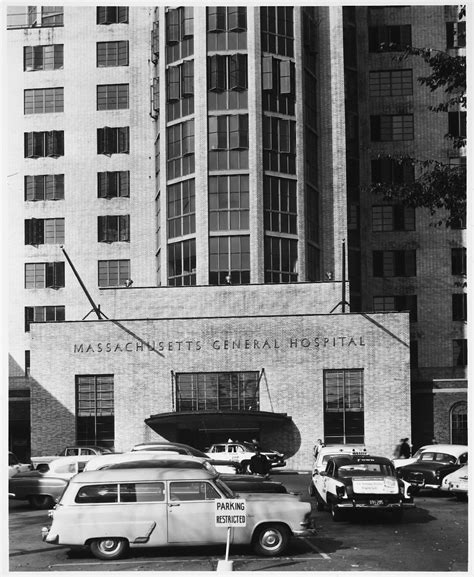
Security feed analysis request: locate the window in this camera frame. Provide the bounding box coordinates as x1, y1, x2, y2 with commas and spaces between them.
452, 293, 467, 321
446, 21, 466, 48
97, 127, 129, 155
97, 84, 129, 110
25, 218, 65, 245
97, 171, 130, 198
209, 175, 249, 232
207, 54, 248, 111
98, 215, 130, 243
373, 295, 417, 321
209, 235, 250, 285
324, 369, 364, 444
168, 239, 196, 286
207, 7, 247, 51
450, 402, 467, 444
169, 481, 220, 501
24, 131, 64, 158
166, 61, 195, 120
373, 250, 416, 277
167, 179, 195, 238
176, 372, 259, 412
25, 174, 64, 201
448, 111, 466, 138
98, 260, 130, 287
24, 44, 63, 71
263, 116, 296, 174
25, 305, 65, 332
24, 87, 64, 114
262, 56, 295, 114
25, 351, 31, 376
368, 25, 412, 52
208, 114, 248, 171
166, 7, 194, 63
264, 176, 297, 234
452, 339, 467, 366
25, 262, 65, 289
264, 236, 298, 283
261, 6, 294, 57
370, 115, 414, 141
372, 205, 415, 231
97, 41, 129, 67
167, 120, 195, 179
369, 69, 412, 97
97, 6, 128, 24
451, 247, 466, 275
371, 158, 415, 184
76, 375, 114, 447
40, 6, 63, 26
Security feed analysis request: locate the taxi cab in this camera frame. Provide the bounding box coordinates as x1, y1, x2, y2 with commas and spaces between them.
309, 454, 414, 522
42, 467, 313, 560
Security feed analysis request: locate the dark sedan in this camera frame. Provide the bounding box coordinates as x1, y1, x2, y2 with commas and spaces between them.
397, 445, 468, 493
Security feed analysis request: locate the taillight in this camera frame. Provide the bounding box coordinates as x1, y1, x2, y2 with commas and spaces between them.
336, 485, 346, 498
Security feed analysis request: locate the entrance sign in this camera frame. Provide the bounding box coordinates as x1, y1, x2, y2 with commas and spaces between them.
215, 499, 247, 527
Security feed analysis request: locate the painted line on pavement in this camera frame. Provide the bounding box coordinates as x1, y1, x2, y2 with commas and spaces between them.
301, 538, 331, 560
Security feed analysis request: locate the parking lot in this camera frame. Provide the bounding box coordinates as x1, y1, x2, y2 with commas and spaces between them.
8, 472, 468, 572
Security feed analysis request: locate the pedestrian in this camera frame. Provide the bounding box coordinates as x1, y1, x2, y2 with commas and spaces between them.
249, 448, 270, 475
399, 438, 411, 459
251, 438, 261, 451
431, 437, 438, 444
313, 439, 325, 459
393, 439, 403, 458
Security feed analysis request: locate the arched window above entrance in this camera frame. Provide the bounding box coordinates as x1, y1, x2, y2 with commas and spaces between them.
450, 401, 467, 445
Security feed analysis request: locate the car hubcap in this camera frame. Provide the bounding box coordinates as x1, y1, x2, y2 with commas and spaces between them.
99, 539, 119, 553
261, 529, 281, 550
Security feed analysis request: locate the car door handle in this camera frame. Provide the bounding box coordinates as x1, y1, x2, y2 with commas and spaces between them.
169, 503, 180, 507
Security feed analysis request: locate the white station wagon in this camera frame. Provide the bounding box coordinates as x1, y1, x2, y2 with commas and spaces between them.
42, 467, 313, 560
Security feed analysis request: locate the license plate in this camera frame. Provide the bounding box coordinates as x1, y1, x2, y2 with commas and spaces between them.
369, 499, 384, 506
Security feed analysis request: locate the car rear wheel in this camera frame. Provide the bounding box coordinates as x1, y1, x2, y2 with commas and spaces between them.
330, 502, 343, 522
90, 537, 128, 560
28, 495, 55, 509
252, 523, 290, 556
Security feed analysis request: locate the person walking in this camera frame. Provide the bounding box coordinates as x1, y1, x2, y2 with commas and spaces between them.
249, 448, 270, 475
313, 439, 325, 459
399, 438, 411, 459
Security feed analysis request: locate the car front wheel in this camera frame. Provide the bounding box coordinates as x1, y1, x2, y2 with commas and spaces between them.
252, 523, 290, 556
28, 495, 55, 509
90, 537, 128, 560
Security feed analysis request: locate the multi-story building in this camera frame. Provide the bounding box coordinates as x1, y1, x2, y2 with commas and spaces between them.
6, 5, 466, 462
345, 5, 467, 447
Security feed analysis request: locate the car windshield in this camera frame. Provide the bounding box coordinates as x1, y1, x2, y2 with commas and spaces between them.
338, 463, 394, 477
419, 452, 457, 464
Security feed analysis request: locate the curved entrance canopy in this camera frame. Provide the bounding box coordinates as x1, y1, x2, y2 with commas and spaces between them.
145, 410, 292, 436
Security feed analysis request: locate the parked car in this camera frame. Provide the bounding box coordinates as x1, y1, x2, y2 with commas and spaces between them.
441, 464, 468, 500
312, 445, 367, 474
42, 466, 313, 560
130, 442, 238, 474
8, 452, 33, 478
31, 446, 114, 471
84, 453, 288, 493
397, 445, 468, 494
309, 453, 414, 522
205, 442, 286, 472
392, 444, 438, 469
9, 455, 94, 509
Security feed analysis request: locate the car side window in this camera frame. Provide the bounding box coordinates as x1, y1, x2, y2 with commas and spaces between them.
325, 461, 333, 476
75, 483, 118, 503
66, 448, 79, 456
170, 481, 220, 501
120, 482, 165, 502
81, 449, 94, 455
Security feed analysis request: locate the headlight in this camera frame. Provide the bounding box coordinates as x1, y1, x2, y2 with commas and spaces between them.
336, 485, 346, 498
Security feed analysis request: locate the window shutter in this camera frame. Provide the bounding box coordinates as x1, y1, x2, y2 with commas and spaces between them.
167, 66, 181, 101
228, 6, 246, 31
208, 7, 225, 32
229, 54, 247, 91
370, 116, 381, 141
208, 55, 226, 92
368, 27, 380, 51
405, 250, 416, 276
25, 307, 34, 332
24, 133, 34, 158
399, 25, 412, 48
119, 171, 130, 197
182, 7, 193, 38
54, 44, 63, 69
25, 176, 34, 201
373, 251, 383, 277
167, 10, 180, 44
98, 216, 107, 242
182, 60, 194, 96
118, 7, 128, 23
151, 22, 159, 60
54, 262, 65, 287
118, 127, 129, 153
393, 205, 404, 230
24, 46, 34, 70
152, 77, 160, 113
119, 215, 130, 241
371, 159, 381, 183
97, 6, 107, 24
279, 59, 293, 94
47, 131, 63, 157
262, 55, 274, 91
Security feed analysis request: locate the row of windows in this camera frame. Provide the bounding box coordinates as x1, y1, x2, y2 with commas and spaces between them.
373, 294, 467, 322
24, 41, 129, 71
372, 248, 466, 277
24, 84, 129, 115
24, 128, 130, 158
24, 216, 130, 245
24, 261, 130, 289
8, 6, 128, 29
368, 22, 465, 52
25, 172, 130, 201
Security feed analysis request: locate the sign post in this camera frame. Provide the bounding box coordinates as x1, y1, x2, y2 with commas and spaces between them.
215, 499, 247, 572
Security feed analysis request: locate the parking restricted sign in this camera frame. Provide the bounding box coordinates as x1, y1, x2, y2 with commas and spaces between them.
214, 499, 247, 527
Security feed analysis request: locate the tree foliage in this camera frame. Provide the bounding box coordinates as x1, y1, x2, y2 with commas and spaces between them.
369, 7, 466, 227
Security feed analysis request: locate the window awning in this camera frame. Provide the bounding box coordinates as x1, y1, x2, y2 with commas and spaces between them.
145, 410, 291, 433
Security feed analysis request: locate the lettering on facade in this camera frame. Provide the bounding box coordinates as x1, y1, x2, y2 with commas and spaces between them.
72, 336, 366, 354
